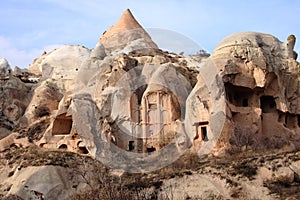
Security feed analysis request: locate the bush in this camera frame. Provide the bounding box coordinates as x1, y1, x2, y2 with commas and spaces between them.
229, 125, 254, 151
34, 106, 50, 118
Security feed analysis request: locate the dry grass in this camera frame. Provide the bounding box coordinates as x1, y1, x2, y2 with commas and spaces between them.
1, 144, 300, 199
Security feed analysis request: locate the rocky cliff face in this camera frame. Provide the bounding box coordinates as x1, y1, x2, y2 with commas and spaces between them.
1, 9, 299, 160
0, 59, 36, 140
212, 32, 300, 152
0, 9, 300, 199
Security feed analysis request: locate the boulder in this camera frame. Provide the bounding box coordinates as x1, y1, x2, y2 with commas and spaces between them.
4, 166, 75, 199
0, 76, 31, 136
0, 58, 11, 78
290, 160, 300, 177
273, 167, 294, 183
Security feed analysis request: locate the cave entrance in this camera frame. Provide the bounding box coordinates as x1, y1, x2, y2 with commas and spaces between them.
201, 126, 208, 141
79, 147, 89, 154
130, 85, 147, 123
52, 114, 73, 135
260, 96, 276, 113
225, 83, 253, 107
58, 144, 68, 150
128, 141, 135, 151
195, 121, 209, 141
285, 113, 297, 129
147, 146, 156, 153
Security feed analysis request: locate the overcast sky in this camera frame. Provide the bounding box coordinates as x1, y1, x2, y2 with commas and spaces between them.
1, 0, 300, 68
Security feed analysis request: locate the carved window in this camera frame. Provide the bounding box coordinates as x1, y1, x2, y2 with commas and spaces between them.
128, 141, 135, 151
52, 114, 72, 135
225, 83, 253, 107
147, 146, 156, 153
196, 121, 209, 141
201, 126, 208, 141
285, 113, 297, 129
260, 96, 276, 113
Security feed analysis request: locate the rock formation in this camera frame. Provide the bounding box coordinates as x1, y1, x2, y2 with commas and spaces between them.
100, 9, 158, 55
0, 58, 36, 140
1, 9, 299, 161
0, 8, 300, 199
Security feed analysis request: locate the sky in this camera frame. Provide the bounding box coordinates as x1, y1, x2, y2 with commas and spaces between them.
0, 0, 300, 68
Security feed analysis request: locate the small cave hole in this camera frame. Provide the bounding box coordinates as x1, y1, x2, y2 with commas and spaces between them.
128, 141, 135, 151
147, 147, 156, 153
225, 83, 253, 107
242, 98, 248, 107
79, 147, 89, 154
201, 126, 208, 141
52, 114, 73, 135
58, 144, 68, 150
260, 96, 276, 113
39, 143, 45, 148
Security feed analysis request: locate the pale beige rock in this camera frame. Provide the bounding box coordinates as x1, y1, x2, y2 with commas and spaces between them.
1, 9, 300, 200
4, 166, 74, 199
160, 174, 231, 199
0, 58, 11, 78
257, 166, 273, 181
40, 45, 90, 81
290, 160, 300, 177
27, 51, 48, 76
1, 9, 300, 173
99, 9, 158, 55
273, 167, 294, 183
196, 32, 300, 153
0, 76, 32, 135
22, 79, 63, 126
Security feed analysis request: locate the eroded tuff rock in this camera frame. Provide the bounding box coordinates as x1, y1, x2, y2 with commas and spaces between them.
0, 8, 300, 200
1, 146, 300, 199
1, 10, 299, 161
100, 9, 158, 55
0, 59, 36, 140
21, 9, 201, 165
186, 32, 300, 154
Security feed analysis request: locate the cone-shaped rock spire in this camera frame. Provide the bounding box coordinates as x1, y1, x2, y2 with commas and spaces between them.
99, 9, 158, 52
100, 9, 143, 42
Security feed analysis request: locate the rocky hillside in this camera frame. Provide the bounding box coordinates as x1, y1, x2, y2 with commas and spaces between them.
1, 146, 300, 199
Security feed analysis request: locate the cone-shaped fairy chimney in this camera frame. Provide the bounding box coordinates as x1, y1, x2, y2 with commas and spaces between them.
100, 9, 158, 51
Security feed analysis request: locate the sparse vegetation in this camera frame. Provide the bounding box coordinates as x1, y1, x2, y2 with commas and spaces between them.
16, 119, 50, 142
264, 180, 300, 199
1, 142, 300, 199
229, 125, 254, 153
228, 125, 297, 155
34, 106, 50, 118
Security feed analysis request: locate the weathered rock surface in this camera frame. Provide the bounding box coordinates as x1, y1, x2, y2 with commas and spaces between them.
186, 32, 300, 154
0, 59, 35, 139
0, 9, 300, 200
21, 9, 201, 166
1, 146, 300, 200
100, 9, 158, 55
0, 58, 11, 78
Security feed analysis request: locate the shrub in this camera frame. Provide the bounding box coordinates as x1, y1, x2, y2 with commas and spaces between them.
34, 106, 50, 118
229, 125, 254, 151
